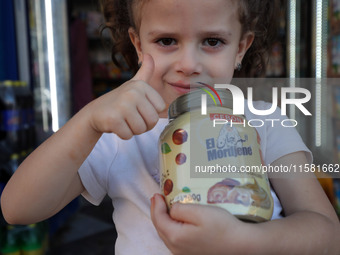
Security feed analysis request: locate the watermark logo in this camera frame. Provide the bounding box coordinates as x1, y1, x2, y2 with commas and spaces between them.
200, 84, 312, 116
199, 83, 312, 128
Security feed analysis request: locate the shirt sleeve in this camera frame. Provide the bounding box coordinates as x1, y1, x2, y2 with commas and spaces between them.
246, 101, 313, 165
78, 133, 118, 205
265, 118, 313, 165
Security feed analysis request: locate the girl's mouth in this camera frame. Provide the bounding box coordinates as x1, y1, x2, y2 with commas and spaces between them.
168, 81, 213, 95
168, 82, 192, 94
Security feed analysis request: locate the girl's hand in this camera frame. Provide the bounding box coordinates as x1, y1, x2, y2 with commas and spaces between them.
150, 193, 253, 255
86, 54, 166, 139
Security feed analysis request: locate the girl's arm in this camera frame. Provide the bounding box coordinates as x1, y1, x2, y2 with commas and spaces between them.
1, 54, 165, 225
151, 151, 340, 255
1, 110, 99, 224
254, 151, 340, 254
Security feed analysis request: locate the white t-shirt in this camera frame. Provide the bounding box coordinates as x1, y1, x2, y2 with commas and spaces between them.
78, 101, 312, 255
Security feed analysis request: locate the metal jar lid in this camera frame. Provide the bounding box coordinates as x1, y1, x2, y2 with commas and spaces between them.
168, 88, 233, 119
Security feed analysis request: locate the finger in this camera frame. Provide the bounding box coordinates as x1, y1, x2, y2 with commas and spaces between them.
151, 194, 199, 251
169, 203, 202, 225
131, 54, 166, 113
170, 203, 223, 225
150, 194, 172, 229
137, 100, 159, 130
144, 87, 166, 113
125, 111, 148, 135
150, 194, 178, 249
171, 203, 236, 226
132, 53, 154, 83
150, 194, 184, 237
113, 119, 134, 140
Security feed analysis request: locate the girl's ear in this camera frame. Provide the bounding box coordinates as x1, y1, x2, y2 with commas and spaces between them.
129, 27, 143, 63
235, 31, 255, 66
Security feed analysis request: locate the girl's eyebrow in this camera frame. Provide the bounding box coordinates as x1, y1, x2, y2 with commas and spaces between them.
147, 30, 177, 37
198, 30, 233, 38
147, 30, 233, 38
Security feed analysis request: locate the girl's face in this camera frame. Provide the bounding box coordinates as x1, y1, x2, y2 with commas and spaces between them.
130, 0, 254, 117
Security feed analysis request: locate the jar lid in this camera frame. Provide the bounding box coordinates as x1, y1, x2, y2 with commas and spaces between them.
168, 88, 233, 119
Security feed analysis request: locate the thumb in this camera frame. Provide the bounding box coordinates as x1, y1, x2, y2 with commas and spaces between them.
170, 203, 204, 225
170, 203, 234, 225
133, 53, 154, 83
169, 203, 209, 225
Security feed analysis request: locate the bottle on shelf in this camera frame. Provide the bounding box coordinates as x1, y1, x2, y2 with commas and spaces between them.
0, 80, 36, 173
0, 81, 21, 158
13, 81, 35, 154
21, 223, 47, 255
1, 225, 21, 255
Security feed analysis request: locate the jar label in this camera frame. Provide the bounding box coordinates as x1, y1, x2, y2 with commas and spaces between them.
159, 107, 273, 222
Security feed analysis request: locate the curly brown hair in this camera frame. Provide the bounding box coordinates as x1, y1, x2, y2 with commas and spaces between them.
236, 0, 280, 77
100, 0, 279, 77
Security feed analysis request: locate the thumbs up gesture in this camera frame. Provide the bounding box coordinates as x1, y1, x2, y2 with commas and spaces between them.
86, 54, 166, 139
132, 54, 155, 83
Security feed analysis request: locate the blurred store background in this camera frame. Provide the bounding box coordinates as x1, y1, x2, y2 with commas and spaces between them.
0, 0, 340, 254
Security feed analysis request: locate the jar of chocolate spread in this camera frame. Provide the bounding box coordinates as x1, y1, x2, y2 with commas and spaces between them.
159, 88, 273, 222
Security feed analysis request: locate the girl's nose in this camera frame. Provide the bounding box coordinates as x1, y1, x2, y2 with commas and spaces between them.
174, 47, 203, 76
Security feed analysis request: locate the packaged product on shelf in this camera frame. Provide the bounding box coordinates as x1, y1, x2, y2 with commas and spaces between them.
0, 164, 11, 194
21, 223, 48, 255
0, 81, 21, 155
0, 80, 35, 166
1, 225, 21, 255
334, 86, 340, 117
85, 11, 104, 38
334, 179, 340, 216
13, 81, 35, 153
0, 223, 49, 255
315, 171, 335, 206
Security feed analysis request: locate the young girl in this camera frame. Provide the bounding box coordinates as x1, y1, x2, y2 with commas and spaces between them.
2, 0, 340, 254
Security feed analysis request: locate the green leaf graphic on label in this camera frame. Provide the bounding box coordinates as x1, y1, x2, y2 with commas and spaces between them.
161, 143, 171, 154
182, 187, 191, 193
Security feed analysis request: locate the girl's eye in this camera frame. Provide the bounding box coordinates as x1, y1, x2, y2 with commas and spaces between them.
204, 38, 225, 48
156, 38, 176, 46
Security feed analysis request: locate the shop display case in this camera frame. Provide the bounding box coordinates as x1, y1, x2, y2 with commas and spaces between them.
70, 0, 133, 98
329, 0, 340, 164
254, 0, 339, 215
1, 0, 77, 253
27, 0, 71, 137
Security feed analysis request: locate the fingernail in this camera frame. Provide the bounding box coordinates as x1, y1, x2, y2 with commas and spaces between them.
150, 196, 156, 213
150, 195, 155, 204
160, 194, 166, 202
154, 193, 165, 202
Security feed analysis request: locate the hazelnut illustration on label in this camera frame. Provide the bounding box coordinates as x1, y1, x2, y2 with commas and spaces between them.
175, 153, 187, 165
172, 129, 188, 145
163, 179, 173, 196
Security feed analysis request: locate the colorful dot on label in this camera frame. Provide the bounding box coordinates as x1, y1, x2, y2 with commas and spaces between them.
182, 187, 191, 193
161, 143, 171, 154
175, 153, 187, 165
163, 179, 173, 196
172, 129, 188, 145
